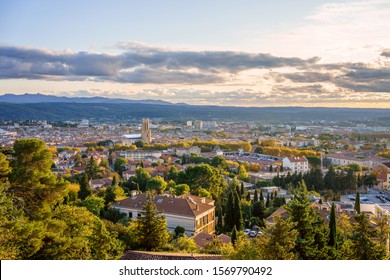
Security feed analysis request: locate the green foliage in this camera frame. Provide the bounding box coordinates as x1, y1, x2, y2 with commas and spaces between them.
354, 192, 361, 214
231, 225, 238, 246
306, 156, 321, 167
77, 196, 105, 216
224, 180, 243, 232
210, 155, 229, 171
256, 216, 298, 260
114, 157, 128, 176
171, 236, 199, 253
78, 172, 91, 200
285, 180, 329, 259
86, 156, 99, 179
146, 176, 167, 194
177, 163, 226, 199
174, 225, 186, 238
9, 138, 68, 220
347, 214, 387, 260
174, 184, 190, 196
237, 164, 249, 181
328, 203, 337, 248
132, 192, 169, 251
167, 166, 179, 182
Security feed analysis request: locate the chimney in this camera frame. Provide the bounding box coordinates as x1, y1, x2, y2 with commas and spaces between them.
200, 197, 206, 204
196, 204, 199, 211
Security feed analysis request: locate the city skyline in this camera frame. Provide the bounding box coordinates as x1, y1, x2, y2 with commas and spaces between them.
1, 0, 389, 108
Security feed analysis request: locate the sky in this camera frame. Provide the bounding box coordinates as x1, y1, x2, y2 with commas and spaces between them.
0, 0, 389, 108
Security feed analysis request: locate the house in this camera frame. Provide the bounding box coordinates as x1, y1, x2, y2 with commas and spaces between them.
282, 156, 309, 173
372, 162, 390, 191
116, 150, 162, 161
326, 152, 388, 168
191, 232, 231, 248
111, 194, 215, 236
89, 178, 112, 189
173, 146, 201, 157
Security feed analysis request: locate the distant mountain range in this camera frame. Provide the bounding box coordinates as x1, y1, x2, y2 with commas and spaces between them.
0, 93, 174, 105
0, 93, 389, 123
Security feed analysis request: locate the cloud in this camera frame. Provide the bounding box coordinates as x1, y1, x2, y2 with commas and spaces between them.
380, 49, 390, 57
0, 44, 319, 84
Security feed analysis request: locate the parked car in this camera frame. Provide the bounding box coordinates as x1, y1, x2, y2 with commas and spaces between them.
243, 229, 251, 235
249, 230, 257, 237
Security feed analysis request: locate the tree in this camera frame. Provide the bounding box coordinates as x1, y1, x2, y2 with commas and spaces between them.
134, 168, 151, 192
174, 225, 186, 238
86, 156, 99, 179
166, 166, 179, 182
146, 176, 167, 194
33, 205, 124, 259
328, 203, 337, 248
265, 193, 270, 208
237, 164, 249, 181
104, 186, 117, 206
306, 156, 321, 168
78, 172, 91, 200
174, 184, 190, 196
285, 180, 329, 259
210, 155, 228, 171
256, 216, 298, 260
240, 182, 245, 197
224, 184, 243, 232
251, 201, 265, 221
354, 192, 361, 214
177, 164, 226, 199
9, 138, 68, 220
114, 157, 128, 177
348, 213, 387, 260
77, 196, 105, 216
0, 152, 10, 182
134, 192, 169, 251
231, 225, 238, 246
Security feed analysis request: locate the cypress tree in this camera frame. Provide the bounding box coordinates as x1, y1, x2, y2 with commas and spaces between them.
328, 203, 337, 247
78, 172, 91, 200
319, 198, 323, 205
269, 165, 273, 172
217, 204, 223, 230
232, 189, 243, 230
355, 191, 361, 214
246, 192, 251, 202
253, 188, 258, 202
231, 225, 238, 246
259, 189, 264, 201
240, 182, 245, 197
266, 193, 270, 207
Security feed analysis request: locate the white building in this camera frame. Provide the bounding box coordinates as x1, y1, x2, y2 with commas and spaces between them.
326, 152, 388, 168
111, 194, 215, 236
117, 150, 162, 161
283, 156, 309, 173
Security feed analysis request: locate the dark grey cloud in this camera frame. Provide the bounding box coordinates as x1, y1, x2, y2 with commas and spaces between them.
116, 68, 224, 84
381, 49, 390, 57
0, 44, 319, 84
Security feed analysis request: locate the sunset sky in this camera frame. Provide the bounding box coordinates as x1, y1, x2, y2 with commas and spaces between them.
1, 0, 389, 107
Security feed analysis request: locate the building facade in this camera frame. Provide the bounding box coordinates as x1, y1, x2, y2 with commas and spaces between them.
111, 194, 215, 236
282, 156, 309, 173
141, 118, 152, 143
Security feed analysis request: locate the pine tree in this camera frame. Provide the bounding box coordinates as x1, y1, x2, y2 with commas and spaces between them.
328, 203, 337, 248
136, 192, 169, 251
86, 156, 99, 179
285, 180, 329, 259
355, 192, 361, 214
